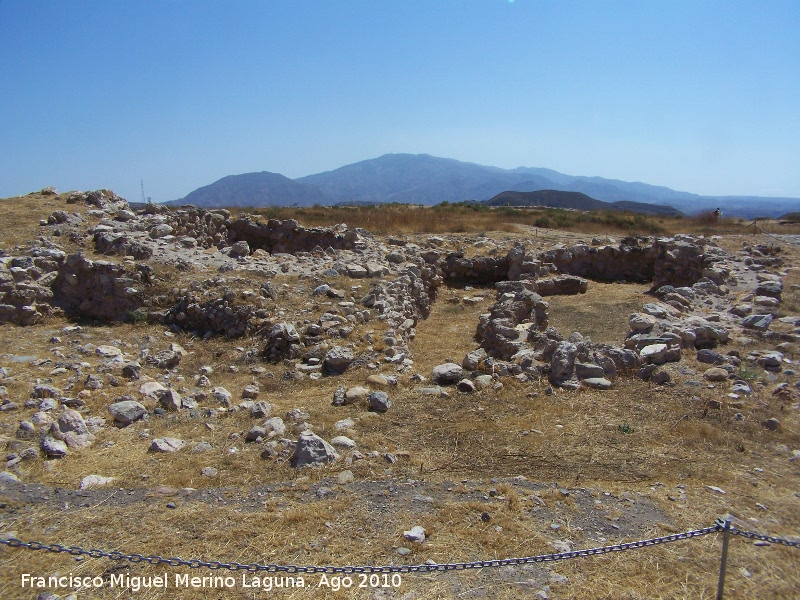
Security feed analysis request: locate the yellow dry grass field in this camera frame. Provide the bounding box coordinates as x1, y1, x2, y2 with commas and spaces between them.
0, 192, 799, 599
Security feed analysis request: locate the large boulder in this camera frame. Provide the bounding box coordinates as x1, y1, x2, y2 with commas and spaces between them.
432, 363, 464, 385
108, 399, 148, 426
323, 346, 354, 374
290, 432, 339, 468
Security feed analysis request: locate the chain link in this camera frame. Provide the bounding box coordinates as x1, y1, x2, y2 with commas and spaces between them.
0, 524, 728, 574
728, 526, 800, 548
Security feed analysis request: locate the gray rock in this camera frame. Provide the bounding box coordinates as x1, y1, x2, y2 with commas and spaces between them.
334, 417, 355, 430
324, 346, 354, 374
462, 348, 488, 370
755, 281, 782, 299
697, 349, 725, 364
742, 314, 773, 331
474, 374, 494, 390
212, 387, 233, 407
581, 377, 613, 390
149, 437, 186, 453
201, 466, 218, 477
332, 385, 347, 406
549, 342, 576, 381
290, 431, 339, 468
263, 417, 286, 437
457, 378, 476, 393
241, 384, 260, 399
575, 362, 605, 380
344, 386, 369, 405
758, 351, 784, 370
432, 362, 464, 384
84, 375, 103, 391
149, 224, 174, 238
229, 240, 250, 257
57, 409, 89, 435
629, 312, 657, 332
640, 343, 668, 364
703, 367, 730, 382
330, 435, 357, 448
0, 471, 20, 483
763, 417, 781, 431
79, 475, 115, 489
651, 369, 672, 385
367, 391, 391, 413
147, 350, 181, 369
121, 362, 141, 380
250, 401, 272, 418
245, 426, 267, 442
33, 384, 61, 399
42, 436, 68, 458
108, 399, 148, 426
156, 388, 182, 412
403, 526, 426, 543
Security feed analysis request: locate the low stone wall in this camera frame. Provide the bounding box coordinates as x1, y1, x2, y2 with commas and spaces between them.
164, 206, 231, 248
228, 218, 361, 254
436, 236, 709, 289
0, 249, 64, 325
163, 293, 267, 338
51, 254, 145, 321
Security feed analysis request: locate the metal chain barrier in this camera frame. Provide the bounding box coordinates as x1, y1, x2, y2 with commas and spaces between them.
728, 525, 800, 548
0, 525, 725, 574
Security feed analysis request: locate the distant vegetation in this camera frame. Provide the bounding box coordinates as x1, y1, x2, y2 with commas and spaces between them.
243, 202, 675, 235
237, 202, 800, 237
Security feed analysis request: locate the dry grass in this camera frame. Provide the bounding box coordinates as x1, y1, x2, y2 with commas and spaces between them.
2, 196, 800, 598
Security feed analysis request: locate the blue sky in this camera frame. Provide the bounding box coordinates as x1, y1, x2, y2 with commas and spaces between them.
1, 0, 798, 203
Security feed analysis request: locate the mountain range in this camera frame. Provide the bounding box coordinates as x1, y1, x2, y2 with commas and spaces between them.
170, 153, 800, 218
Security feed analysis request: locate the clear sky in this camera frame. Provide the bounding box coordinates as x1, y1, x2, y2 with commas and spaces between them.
1, 0, 798, 203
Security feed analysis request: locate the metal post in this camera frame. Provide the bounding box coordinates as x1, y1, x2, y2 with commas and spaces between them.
716, 518, 732, 600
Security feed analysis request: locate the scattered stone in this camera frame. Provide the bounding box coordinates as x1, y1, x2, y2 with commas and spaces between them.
290, 431, 339, 468
212, 387, 233, 407
336, 470, 355, 485
403, 526, 426, 543
741, 314, 773, 331
344, 386, 370, 405
432, 362, 464, 384
245, 426, 267, 442
149, 437, 186, 453
41, 436, 68, 458
367, 391, 391, 412
263, 417, 286, 437
0, 471, 20, 483
581, 377, 613, 390
703, 367, 730, 382
323, 346, 354, 374
79, 475, 115, 489
147, 350, 182, 369
332, 385, 347, 406
250, 401, 272, 418
108, 399, 148, 426
457, 378, 476, 393
241, 384, 259, 399
697, 349, 725, 364
330, 436, 357, 448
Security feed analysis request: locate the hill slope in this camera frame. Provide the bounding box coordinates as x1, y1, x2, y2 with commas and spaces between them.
485, 190, 683, 216
169, 172, 328, 208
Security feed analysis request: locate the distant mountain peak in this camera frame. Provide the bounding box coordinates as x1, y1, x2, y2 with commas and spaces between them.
169, 153, 799, 218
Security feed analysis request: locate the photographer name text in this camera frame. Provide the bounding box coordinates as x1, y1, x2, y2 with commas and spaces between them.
21, 572, 403, 592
